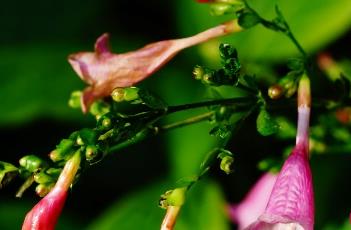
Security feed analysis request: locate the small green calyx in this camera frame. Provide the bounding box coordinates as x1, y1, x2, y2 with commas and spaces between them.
19, 155, 46, 172
159, 187, 186, 209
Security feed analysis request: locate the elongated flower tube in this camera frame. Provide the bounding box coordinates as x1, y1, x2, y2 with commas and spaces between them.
229, 173, 277, 230
22, 152, 81, 230
245, 74, 314, 230
68, 20, 243, 112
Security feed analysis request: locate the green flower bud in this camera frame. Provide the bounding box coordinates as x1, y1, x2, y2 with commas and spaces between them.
193, 65, 205, 80
50, 139, 75, 162
97, 113, 116, 131
77, 128, 98, 146
68, 91, 82, 109
111, 87, 140, 102
35, 183, 54, 197
220, 156, 234, 174
85, 145, 103, 163
34, 171, 54, 184
159, 187, 186, 209
19, 155, 46, 172
268, 84, 283, 99
210, 3, 236, 16
89, 100, 110, 119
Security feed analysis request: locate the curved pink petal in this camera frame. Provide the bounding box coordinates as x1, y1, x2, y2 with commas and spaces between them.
68, 20, 243, 112
22, 153, 81, 230
229, 173, 277, 230
22, 188, 67, 230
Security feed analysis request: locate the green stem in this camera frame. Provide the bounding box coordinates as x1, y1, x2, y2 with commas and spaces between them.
160, 111, 214, 131
16, 175, 34, 198
167, 97, 255, 113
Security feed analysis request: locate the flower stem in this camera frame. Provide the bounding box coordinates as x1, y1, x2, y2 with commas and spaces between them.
167, 97, 255, 113
160, 111, 214, 131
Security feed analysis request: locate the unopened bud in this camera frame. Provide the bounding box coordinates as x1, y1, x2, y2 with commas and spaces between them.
34, 171, 54, 184
68, 91, 82, 109
111, 87, 140, 102
210, 3, 236, 16
35, 183, 54, 197
19, 155, 46, 173
193, 65, 205, 80
50, 139, 75, 162
85, 145, 103, 163
220, 156, 234, 174
159, 187, 186, 209
268, 84, 283, 99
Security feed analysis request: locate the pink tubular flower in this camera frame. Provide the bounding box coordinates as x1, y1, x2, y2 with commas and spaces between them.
68, 20, 243, 112
229, 173, 277, 230
245, 75, 314, 230
22, 152, 81, 230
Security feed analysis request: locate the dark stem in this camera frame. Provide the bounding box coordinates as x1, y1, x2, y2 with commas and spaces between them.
167, 97, 255, 113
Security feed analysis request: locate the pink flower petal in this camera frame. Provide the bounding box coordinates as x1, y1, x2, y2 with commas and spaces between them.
68, 20, 243, 112
229, 173, 277, 230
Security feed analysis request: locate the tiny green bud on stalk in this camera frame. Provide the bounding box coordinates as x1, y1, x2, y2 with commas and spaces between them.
35, 183, 54, 197
68, 91, 82, 109
50, 139, 75, 162
111, 87, 140, 102
34, 171, 54, 184
210, 3, 236, 16
220, 155, 234, 174
268, 84, 283, 99
193, 65, 205, 80
19, 155, 46, 172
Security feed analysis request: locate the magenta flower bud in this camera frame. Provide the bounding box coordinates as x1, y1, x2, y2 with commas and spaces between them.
229, 173, 277, 230
68, 20, 243, 112
22, 152, 81, 230
245, 75, 314, 230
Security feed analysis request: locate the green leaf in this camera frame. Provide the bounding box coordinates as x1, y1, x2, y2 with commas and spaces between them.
176, 0, 351, 61
0, 199, 83, 230
256, 109, 280, 136
87, 181, 229, 230
237, 10, 262, 29
0, 161, 18, 189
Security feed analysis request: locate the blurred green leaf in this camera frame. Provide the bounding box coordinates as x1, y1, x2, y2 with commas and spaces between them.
0, 44, 84, 126
176, 0, 351, 61
256, 109, 280, 136
87, 181, 229, 230
0, 199, 82, 230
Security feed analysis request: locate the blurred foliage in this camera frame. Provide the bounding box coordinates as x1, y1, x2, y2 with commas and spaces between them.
176, 0, 351, 62
87, 181, 229, 230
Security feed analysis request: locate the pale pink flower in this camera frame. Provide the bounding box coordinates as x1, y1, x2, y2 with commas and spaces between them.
245, 75, 314, 230
22, 153, 81, 230
229, 173, 277, 230
68, 20, 242, 112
